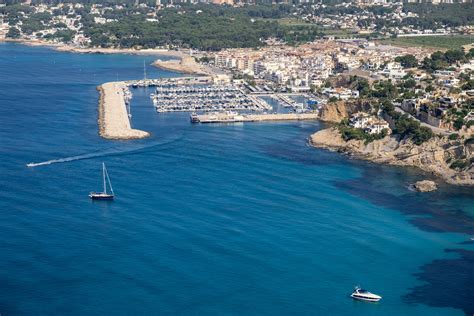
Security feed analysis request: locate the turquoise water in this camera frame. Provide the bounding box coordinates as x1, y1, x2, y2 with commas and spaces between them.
0, 43, 473, 315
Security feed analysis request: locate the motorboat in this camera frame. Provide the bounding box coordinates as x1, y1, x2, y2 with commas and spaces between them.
350, 286, 382, 302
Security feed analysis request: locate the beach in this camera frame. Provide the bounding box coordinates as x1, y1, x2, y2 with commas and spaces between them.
98, 82, 150, 140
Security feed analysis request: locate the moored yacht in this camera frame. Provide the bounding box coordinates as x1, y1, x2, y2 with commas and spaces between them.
351, 286, 382, 302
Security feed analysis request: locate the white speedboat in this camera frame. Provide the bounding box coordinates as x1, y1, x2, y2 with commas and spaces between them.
351, 286, 382, 302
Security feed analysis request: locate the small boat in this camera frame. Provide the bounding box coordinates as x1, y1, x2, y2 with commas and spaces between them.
351, 286, 382, 302
89, 163, 114, 200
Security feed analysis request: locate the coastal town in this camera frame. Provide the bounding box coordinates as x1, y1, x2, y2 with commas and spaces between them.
1, 0, 472, 186
2, 1, 474, 315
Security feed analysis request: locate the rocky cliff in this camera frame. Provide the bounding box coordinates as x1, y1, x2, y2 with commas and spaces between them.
319, 100, 373, 123
310, 128, 474, 186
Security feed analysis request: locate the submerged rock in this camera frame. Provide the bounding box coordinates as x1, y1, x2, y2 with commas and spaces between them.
413, 180, 438, 192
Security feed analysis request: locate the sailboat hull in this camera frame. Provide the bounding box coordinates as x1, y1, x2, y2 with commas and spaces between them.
89, 192, 114, 200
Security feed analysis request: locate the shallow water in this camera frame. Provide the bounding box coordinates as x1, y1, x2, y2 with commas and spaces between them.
0, 43, 473, 315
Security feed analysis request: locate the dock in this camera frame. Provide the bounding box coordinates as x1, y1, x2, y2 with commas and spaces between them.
191, 111, 319, 123
151, 84, 272, 113
98, 82, 149, 140
127, 76, 214, 88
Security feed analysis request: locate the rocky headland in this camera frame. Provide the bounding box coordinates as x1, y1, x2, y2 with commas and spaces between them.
310, 101, 473, 186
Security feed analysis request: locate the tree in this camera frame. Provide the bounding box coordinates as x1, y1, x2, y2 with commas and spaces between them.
393, 114, 433, 145
6, 26, 20, 39
462, 79, 474, 91
381, 99, 395, 116
403, 78, 416, 89
453, 117, 464, 130
395, 54, 418, 68
444, 49, 466, 64
412, 126, 433, 145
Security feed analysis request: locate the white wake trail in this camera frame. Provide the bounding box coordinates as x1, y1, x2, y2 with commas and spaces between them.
26, 133, 184, 168
26, 152, 108, 167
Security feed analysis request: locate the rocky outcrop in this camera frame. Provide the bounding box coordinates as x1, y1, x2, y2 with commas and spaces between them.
310, 127, 474, 186
319, 100, 373, 123
413, 180, 438, 192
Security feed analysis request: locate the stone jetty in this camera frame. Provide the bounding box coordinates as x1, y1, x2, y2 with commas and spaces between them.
98, 82, 150, 140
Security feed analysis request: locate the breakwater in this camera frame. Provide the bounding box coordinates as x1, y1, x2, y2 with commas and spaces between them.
191, 112, 319, 123
98, 82, 150, 140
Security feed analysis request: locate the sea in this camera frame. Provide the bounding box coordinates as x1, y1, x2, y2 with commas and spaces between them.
0, 42, 473, 315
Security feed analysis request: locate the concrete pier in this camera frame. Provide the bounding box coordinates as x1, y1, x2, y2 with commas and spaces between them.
191, 112, 319, 123
98, 82, 150, 140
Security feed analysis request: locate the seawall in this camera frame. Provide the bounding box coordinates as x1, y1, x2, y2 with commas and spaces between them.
192, 112, 319, 123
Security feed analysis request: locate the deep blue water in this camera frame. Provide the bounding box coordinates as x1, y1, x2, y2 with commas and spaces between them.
0, 43, 473, 315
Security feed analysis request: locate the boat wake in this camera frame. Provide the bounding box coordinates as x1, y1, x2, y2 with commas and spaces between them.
27, 151, 106, 167
26, 134, 183, 168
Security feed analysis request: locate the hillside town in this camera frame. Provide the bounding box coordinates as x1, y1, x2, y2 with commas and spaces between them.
209, 39, 473, 134
1, 0, 473, 46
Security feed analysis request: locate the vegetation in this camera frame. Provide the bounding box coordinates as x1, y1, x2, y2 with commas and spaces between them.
6, 26, 21, 38
78, 4, 324, 50
380, 101, 433, 145
44, 29, 76, 42
448, 133, 459, 140
402, 3, 474, 27
395, 54, 418, 68
338, 119, 388, 144
393, 114, 434, 145
450, 159, 471, 170
380, 35, 473, 50
349, 76, 371, 98
370, 80, 398, 99
421, 49, 469, 72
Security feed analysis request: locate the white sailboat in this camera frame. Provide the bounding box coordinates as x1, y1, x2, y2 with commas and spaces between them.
89, 163, 115, 200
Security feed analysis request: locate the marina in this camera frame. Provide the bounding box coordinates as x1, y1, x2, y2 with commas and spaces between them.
151, 84, 271, 113
97, 76, 318, 138
129, 76, 214, 88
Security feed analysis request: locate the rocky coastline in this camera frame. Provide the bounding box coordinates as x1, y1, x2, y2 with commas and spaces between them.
310, 127, 473, 186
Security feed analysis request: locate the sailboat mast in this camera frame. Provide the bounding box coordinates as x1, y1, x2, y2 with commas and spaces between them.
105, 167, 114, 196
143, 60, 147, 81
102, 162, 107, 194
